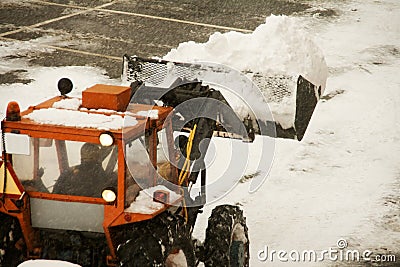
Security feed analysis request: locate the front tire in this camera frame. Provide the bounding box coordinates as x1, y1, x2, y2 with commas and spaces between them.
117, 212, 196, 267
203, 205, 249, 267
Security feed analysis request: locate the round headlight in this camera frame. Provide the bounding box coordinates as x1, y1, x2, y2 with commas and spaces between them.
102, 188, 116, 203
99, 132, 114, 146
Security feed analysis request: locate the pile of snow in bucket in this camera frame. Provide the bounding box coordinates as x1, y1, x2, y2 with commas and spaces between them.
164, 15, 327, 90
164, 15, 328, 129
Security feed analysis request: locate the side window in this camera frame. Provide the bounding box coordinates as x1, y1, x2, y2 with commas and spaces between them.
13, 138, 59, 193
156, 129, 176, 181
40, 139, 61, 191
125, 137, 153, 185
124, 137, 154, 207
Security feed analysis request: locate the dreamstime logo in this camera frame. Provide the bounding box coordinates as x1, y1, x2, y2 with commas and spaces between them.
257, 238, 397, 263
122, 61, 276, 206
336, 238, 348, 249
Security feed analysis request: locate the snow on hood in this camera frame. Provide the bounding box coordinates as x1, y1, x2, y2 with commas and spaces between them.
23, 101, 160, 130
52, 98, 82, 110
23, 108, 138, 130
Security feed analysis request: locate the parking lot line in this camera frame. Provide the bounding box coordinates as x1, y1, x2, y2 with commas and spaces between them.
42, 44, 121, 60
0, 1, 117, 38
90, 8, 252, 33
0, 36, 121, 61
0, 0, 252, 63
31, 0, 253, 33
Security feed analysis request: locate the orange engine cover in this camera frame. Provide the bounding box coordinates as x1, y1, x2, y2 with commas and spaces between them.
82, 84, 131, 111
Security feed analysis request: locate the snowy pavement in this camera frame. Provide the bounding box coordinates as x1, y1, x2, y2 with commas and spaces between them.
193, 0, 400, 266
1, 0, 399, 266
0, 0, 312, 79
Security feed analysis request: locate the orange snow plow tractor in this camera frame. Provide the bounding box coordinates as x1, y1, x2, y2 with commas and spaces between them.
0, 57, 322, 266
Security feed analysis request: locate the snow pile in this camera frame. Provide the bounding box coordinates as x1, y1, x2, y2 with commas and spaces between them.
24, 109, 138, 130
163, 15, 327, 129
125, 185, 181, 214
164, 15, 328, 91
52, 98, 82, 110
18, 260, 81, 267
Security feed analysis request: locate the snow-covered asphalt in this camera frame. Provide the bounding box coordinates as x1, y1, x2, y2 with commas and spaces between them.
1, 0, 399, 266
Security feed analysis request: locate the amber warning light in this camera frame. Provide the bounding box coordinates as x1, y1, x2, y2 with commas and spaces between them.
6, 101, 21, 121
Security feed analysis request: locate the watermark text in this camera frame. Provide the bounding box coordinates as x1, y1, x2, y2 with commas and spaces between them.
257, 239, 396, 263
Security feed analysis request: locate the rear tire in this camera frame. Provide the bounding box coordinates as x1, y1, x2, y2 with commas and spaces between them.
203, 205, 249, 267
39, 230, 108, 267
117, 212, 195, 267
0, 213, 25, 267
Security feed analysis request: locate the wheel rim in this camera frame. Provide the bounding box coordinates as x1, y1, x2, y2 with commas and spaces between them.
230, 223, 248, 267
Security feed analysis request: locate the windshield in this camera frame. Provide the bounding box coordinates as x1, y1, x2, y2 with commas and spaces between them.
12, 138, 118, 198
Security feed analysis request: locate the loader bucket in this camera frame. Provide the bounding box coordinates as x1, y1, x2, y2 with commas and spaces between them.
122, 55, 321, 141
295, 75, 321, 140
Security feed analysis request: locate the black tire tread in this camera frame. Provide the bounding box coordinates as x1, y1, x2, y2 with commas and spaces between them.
117, 212, 195, 267
0, 213, 25, 267
203, 205, 249, 267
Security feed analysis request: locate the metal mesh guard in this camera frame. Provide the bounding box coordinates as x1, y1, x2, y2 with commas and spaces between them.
122, 55, 295, 104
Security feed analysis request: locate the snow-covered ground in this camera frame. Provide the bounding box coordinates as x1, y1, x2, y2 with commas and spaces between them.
193, 0, 400, 266
0, 0, 398, 266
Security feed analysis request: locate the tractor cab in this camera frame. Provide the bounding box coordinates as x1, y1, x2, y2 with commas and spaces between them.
1, 83, 182, 264
0, 54, 323, 266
